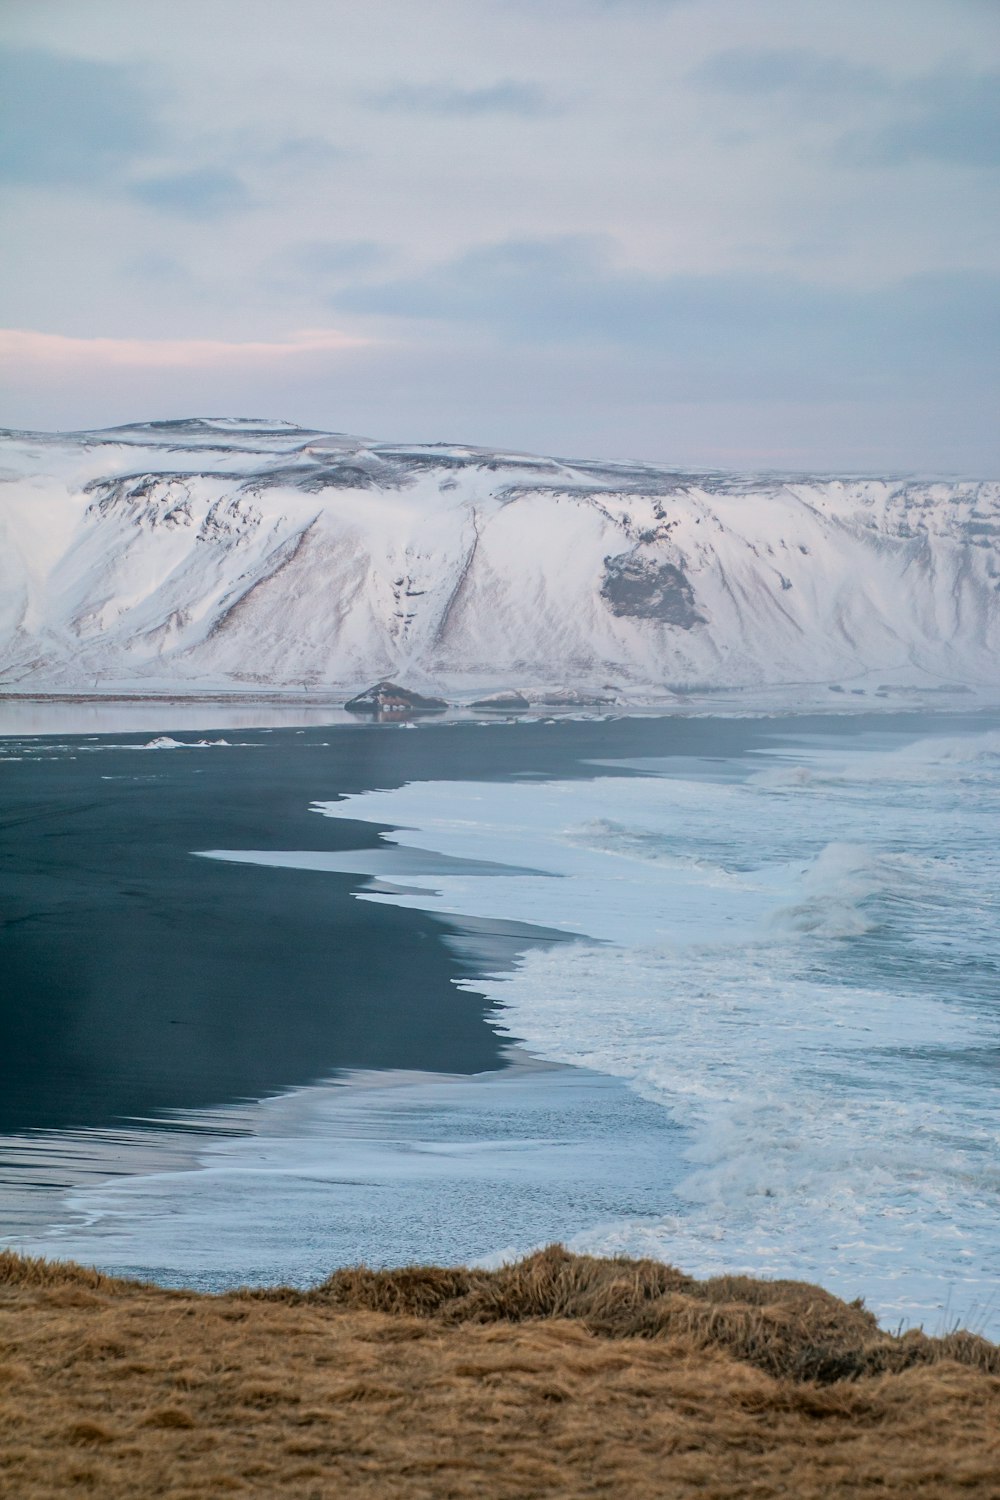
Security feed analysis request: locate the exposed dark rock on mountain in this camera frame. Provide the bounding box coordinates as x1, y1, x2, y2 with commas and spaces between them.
601, 552, 706, 627
537, 688, 615, 706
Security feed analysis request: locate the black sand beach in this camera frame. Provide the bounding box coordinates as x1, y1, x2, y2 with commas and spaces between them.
1, 707, 992, 1142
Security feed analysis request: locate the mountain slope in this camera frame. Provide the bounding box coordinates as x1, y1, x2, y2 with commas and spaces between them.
1, 418, 998, 701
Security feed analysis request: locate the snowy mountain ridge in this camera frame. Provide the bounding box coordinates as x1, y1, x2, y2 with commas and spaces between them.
1, 418, 998, 703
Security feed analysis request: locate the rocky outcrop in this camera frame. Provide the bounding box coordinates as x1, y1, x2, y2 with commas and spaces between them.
344, 681, 448, 715
469, 691, 531, 710
600, 552, 706, 628
537, 688, 615, 706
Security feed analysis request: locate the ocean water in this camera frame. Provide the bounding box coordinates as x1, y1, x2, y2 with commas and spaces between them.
6, 717, 999, 1335
277, 725, 1000, 1333
3, 1065, 682, 1292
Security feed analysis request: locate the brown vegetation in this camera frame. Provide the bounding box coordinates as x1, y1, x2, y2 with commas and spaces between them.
1, 1245, 998, 1497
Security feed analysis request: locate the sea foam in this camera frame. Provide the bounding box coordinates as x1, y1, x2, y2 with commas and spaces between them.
11, 723, 998, 1335
299, 727, 1000, 1333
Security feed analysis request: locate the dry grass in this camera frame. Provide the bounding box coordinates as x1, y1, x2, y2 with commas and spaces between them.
2, 1245, 998, 1497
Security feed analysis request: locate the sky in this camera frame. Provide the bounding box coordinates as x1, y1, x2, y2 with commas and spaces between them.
1, 0, 998, 472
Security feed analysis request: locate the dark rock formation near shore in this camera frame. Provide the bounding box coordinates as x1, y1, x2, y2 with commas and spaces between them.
345, 680, 448, 714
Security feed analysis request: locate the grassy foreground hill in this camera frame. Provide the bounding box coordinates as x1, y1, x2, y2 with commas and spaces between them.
2, 1245, 998, 1497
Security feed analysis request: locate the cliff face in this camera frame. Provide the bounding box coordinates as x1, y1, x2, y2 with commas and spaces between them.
1, 417, 998, 699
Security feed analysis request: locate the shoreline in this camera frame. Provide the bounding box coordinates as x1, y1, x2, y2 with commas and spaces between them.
2, 1061, 684, 1291
4, 710, 999, 1347
1, 682, 995, 742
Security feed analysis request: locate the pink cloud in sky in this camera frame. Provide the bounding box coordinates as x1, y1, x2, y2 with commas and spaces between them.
0, 327, 372, 371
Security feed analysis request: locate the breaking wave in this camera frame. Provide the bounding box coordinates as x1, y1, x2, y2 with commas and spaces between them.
309, 722, 1000, 1333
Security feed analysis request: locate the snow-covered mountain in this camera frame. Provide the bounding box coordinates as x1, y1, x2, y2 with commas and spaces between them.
1, 417, 998, 703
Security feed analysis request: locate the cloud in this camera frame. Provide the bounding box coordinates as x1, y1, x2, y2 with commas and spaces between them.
279, 240, 389, 277
0, 328, 370, 372
694, 48, 883, 101
0, 45, 314, 214
261, 135, 347, 168
337, 235, 805, 348
365, 80, 557, 118
333, 236, 1000, 396
503, 0, 692, 11
122, 253, 197, 285
0, 45, 157, 185
218, 131, 349, 173
126, 166, 252, 218
0, 45, 270, 213
337, 237, 616, 334
846, 70, 1000, 168
695, 48, 1000, 169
